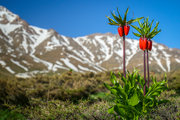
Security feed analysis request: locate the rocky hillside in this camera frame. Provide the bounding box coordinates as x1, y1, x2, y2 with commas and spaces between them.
0, 6, 180, 77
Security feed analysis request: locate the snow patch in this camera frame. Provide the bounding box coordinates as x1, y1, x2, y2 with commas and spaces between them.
151, 46, 167, 71
5, 66, 15, 74
61, 58, 78, 71
67, 54, 85, 63
125, 39, 139, 66
158, 45, 164, 50
11, 59, 28, 71
32, 55, 53, 70
0, 24, 21, 35
29, 26, 53, 70
11, 54, 16, 58
0, 60, 6, 66
162, 51, 171, 72
74, 37, 95, 62
0, 7, 17, 22
16, 70, 48, 78
154, 57, 166, 72
175, 58, 180, 63
61, 35, 70, 45
45, 36, 61, 51
52, 64, 69, 71
78, 65, 96, 72
22, 60, 31, 65
30, 25, 49, 49
56, 61, 63, 66
95, 35, 113, 62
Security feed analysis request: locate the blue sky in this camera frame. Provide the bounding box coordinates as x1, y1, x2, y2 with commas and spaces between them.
1, 0, 180, 49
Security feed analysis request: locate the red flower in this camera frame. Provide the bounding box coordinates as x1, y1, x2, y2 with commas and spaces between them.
142, 37, 148, 51
147, 40, 152, 51
139, 37, 143, 50
124, 25, 130, 36
118, 26, 123, 37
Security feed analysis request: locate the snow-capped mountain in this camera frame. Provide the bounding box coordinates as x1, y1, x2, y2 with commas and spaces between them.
0, 6, 180, 77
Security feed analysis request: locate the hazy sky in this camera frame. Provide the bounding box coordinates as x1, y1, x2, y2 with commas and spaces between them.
1, 0, 180, 49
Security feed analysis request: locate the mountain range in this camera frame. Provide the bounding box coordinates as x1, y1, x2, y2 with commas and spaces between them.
0, 6, 180, 77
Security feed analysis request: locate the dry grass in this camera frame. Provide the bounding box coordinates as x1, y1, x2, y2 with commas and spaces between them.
0, 70, 179, 119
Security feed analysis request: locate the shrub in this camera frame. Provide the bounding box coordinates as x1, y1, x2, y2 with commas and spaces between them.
0, 79, 29, 106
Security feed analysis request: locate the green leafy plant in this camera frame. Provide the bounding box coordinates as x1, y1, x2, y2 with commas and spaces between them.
68, 69, 73, 75
106, 8, 143, 78
104, 70, 168, 120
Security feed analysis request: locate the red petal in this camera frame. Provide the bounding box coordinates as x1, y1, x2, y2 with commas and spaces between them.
148, 40, 152, 51
139, 37, 143, 50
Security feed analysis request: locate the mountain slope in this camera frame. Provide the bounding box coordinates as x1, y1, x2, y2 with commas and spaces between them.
0, 6, 180, 77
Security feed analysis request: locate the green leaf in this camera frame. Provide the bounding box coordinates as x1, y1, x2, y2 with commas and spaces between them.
110, 88, 118, 95
121, 75, 127, 84
116, 85, 127, 99
106, 16, 119, 26
110, 72, 117, 85
108, 107, 115, 114
114, 105, 126, 117
139, 77, 145, 88
117, 103, 141, 115
149, 29, 161, 39
133, 32, 141, 37
123, 7, 129, 23
124, 82, 130, 93
138, 20, 143, 29
128, 17, 144, 24
128, 91, 139, 106
148, 19, 154, 31
117, 8, 123, 24
146, 17, 149, 24
111, 11, 121, 24
131, 25, 143, 35
136, 88, 144, 100
147, 21, 160, 38
104, 83, 111, 90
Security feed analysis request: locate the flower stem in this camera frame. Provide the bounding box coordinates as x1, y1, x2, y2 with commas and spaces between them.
147, 50, 150, 88
144, 50, 146, 96
123, 34, 126, 78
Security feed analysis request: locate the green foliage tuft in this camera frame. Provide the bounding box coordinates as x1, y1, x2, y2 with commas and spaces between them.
131, 17, 161, 39
106, 8, 143, 26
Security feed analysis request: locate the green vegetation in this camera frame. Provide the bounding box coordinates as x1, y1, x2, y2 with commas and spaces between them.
0, 109, 26, 120
0, 71, 179, 119
104, 70, 168, 119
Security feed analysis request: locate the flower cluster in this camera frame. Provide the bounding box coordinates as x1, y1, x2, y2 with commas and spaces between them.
139, 37, 152, 51
118, 24, 130, 37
